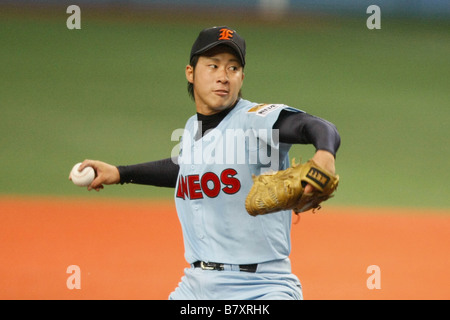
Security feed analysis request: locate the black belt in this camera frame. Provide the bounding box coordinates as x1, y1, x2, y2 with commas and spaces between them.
193, 261, 257, 273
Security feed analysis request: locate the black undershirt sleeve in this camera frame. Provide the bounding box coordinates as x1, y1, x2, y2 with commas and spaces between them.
117, 157, 179, 188
274, 110, 341, 157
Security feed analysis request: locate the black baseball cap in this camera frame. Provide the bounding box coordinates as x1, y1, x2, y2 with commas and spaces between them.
190, 26, 246, 67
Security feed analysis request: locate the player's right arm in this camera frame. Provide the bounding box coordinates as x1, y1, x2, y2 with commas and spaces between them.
117, 157, 179, 187
78, 159, 121, 191
78, 157, 179, 191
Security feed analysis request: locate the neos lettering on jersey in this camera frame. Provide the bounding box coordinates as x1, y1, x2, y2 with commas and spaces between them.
176, 169, 241, 200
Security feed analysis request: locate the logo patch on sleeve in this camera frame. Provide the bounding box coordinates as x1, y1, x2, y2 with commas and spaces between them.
248, 104, 282, 117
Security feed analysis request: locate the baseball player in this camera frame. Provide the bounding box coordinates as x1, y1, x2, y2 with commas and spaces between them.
77, 26, 340, 300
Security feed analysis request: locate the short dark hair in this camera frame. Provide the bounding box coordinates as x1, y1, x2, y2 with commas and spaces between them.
187, 55, 199, 101
187, 49, 244, 101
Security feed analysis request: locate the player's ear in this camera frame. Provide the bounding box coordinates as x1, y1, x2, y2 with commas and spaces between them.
185, 65, 194, 84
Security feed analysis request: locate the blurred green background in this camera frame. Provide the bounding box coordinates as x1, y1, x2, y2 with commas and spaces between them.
0, 4, 449, 209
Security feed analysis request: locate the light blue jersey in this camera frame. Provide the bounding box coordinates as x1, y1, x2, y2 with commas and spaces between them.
171, 99, 304, 300
174, 99, 302, 265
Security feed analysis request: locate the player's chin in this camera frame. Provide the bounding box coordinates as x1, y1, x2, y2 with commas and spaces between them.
211, 95, 237, 110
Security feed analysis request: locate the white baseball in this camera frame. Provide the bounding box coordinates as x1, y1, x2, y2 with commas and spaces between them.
70, 163, 95, 187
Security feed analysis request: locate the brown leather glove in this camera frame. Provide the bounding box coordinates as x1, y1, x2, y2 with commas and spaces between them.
245, 159, 339, 216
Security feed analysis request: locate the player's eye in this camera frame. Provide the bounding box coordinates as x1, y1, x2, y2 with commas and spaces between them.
229, 66, 239, 71
209, 64, 218, 69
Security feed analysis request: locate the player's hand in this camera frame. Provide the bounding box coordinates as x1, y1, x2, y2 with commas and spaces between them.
303, 150, 335, 194
78, 159, 120, 191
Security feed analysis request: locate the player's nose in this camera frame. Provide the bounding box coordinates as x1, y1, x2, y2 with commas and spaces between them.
216, 67, 229, 83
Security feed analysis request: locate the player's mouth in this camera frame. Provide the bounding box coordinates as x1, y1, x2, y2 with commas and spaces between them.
214, 89, 229, 97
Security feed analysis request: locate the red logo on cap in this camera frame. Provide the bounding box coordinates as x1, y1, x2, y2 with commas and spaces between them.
218, 28, 234, 40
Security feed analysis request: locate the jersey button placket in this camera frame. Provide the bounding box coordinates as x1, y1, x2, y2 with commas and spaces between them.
193, 204, 205, 240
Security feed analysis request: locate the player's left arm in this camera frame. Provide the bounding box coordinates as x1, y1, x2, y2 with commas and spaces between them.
274, 110, 340, 193
274, 110, 340, 158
